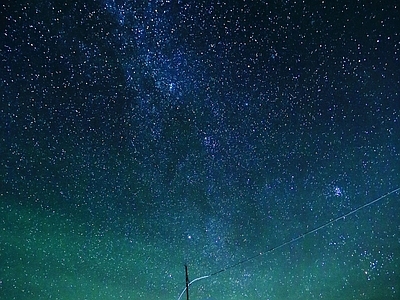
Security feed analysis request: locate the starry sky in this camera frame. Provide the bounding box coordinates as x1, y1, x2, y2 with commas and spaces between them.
1, 0, 400, 299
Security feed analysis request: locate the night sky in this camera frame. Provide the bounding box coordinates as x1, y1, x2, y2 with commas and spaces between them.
1, 0, 400, 299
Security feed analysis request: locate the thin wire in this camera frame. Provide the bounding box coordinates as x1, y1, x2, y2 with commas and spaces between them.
212, 186, 400, 275
177, 275, 210, 300
176, 186, 400, 299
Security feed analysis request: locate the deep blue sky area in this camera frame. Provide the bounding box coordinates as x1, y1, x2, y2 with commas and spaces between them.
1, 0, 400, 299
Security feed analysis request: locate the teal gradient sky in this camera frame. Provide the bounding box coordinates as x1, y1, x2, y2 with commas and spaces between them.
1, 0, 399, 299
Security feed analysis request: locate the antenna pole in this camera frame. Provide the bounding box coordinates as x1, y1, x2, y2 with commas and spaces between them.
185, 264, 189, 300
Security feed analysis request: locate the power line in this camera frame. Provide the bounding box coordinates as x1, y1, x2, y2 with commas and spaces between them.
177, 186, 400, 300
